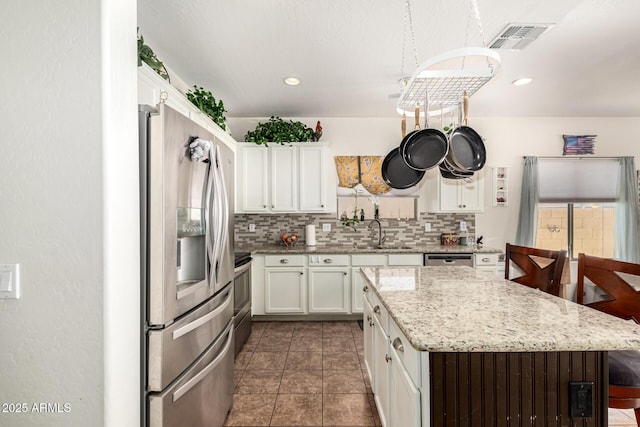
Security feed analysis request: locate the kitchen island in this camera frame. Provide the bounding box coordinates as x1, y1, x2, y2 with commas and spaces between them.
360, 266, 640, 426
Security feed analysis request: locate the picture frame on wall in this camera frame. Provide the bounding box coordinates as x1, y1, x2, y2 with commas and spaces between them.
562, 134, 596, 155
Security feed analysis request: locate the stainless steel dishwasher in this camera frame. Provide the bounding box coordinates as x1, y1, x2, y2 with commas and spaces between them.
423, 253, 474, 267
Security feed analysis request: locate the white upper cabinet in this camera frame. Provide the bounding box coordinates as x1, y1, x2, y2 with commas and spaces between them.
426, 170, 484, 213
298, 146, 327, 211
270, 146, 298, 212
237, 142, 329, 213
239, 145, 269, 212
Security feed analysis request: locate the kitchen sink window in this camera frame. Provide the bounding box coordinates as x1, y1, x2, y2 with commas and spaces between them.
516, 156, 639, 262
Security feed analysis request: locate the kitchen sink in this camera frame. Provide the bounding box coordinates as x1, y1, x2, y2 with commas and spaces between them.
352, 244, 413, 250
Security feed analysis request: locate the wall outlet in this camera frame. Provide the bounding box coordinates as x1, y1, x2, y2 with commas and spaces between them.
248, 224, 256, 232
459, 221, 467, 232
424, 223, 432, 232
322, 223, 331, 232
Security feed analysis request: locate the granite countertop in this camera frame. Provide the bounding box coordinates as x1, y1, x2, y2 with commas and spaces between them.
360, 266, 640, 353
237, 243, 501, 255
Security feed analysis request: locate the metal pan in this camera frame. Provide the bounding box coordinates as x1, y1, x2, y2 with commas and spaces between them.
400, 105, 449, 171
439, 157, 474, 180
447, 91, 486, 172
381, 147, 425, 189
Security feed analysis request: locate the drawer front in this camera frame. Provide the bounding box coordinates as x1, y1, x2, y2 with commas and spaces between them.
474, 253, 499, 266
388, 253, 423, 266
389, 320, 421, 387
308, 254, 349, 266
352, 254, 387, 266
368, 290, 389, 335
265, 254, 306, 267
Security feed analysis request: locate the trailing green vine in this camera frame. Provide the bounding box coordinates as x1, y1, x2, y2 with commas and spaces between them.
186, 86, 227, 130
137, 31, 169, 81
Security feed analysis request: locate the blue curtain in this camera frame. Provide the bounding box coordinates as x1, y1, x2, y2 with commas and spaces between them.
515, 157, 539, 246
614, 157, 640, 262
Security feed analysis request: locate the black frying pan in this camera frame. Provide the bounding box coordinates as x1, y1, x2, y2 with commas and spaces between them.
447, 91, 486, 172
381, 147, 425, 189
400, 106, 448, 171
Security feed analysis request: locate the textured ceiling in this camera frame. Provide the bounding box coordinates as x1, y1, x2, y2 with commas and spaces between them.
138, 0, 640, 118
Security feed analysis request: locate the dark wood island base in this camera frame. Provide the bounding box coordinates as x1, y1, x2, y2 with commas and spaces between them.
430, 351, 608, 426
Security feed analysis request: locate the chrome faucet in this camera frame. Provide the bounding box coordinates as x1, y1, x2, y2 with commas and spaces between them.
367, 219, 386, 247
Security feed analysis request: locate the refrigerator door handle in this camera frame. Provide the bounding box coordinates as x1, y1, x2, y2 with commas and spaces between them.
172, 288, 232, 340
211, 152, 222, 286
215, 144, 229, 280
205, 160, 216, 288
172, 326, 234, 402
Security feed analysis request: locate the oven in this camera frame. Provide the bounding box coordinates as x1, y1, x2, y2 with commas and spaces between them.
233, 252, 252, 356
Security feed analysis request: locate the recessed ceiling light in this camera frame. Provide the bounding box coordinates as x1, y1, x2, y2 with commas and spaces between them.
512, 77, 533, 86
283, 76, 301, 86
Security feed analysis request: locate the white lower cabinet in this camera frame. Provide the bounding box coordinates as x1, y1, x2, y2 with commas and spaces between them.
364, 286, 422, 427
474, 252, 504, 277
363, 297, 375, 385
389, 345, 421, 427
265, 268, 306, 313
373, 315, 390, 427
308, 267, 350, 313
252, 252, 422, 316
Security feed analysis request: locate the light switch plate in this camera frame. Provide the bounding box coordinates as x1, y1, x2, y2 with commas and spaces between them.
322, 223, 331, 232
0, 264, 20, 299
459, 221, 467, 232
424, 223, 432, 232
248, 224, 256, 232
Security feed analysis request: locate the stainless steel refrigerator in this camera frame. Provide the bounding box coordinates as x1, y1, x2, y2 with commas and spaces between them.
139, 104, 234, 427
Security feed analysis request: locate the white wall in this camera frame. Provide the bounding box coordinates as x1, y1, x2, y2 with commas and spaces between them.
229, 116, 640, 251
0, 1, 139, 426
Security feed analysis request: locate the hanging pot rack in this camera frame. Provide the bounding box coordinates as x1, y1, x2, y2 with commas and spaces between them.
396, 0, 500, 117
396, 46, 501, 116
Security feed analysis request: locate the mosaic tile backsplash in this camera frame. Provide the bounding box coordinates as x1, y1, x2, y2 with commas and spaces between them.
234, 213, 475, 247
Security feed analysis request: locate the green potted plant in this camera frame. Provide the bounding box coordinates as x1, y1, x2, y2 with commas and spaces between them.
244, 117, 321, 146
186, 86, 227, 130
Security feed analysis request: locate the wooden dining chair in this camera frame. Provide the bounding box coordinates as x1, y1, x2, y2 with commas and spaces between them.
504, 243, 568, 297
577, 253, 640, 425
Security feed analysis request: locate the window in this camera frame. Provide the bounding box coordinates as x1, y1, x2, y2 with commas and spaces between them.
536, 203, 616, 259
533, 158, 620, 259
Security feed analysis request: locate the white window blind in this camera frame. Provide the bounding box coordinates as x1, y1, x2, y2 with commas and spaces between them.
538, 158, 620, 202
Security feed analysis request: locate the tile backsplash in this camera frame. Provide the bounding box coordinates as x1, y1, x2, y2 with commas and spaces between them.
235, 213, 475, 247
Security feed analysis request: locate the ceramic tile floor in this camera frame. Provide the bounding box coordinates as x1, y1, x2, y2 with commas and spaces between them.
610, 409, 638, 426
225, 320, 637, 427
224, 320, 379, 427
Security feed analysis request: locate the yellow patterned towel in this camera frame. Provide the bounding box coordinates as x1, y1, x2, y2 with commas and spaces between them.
359, 156, 392, 195
334, 156, 360, 188
334, 156, 391, 195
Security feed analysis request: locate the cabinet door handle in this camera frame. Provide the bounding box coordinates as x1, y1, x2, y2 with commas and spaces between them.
300, 272, 304, 275
323, 258, 333, 264
373, 305, 381, 314
385, 354, 392, 363
482, 257, 490, 262
367, 315, 372, 322
280, 259, 289, 264
392, 337, 404, 353
362, 285, 369, 292
343, 272, 347, 276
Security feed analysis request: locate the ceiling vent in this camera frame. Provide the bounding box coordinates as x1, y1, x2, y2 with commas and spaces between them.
488, 23, 554, 50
